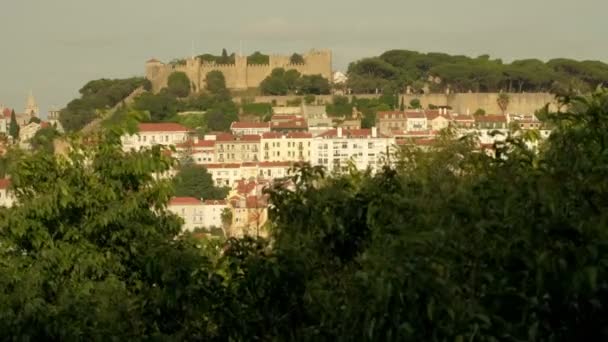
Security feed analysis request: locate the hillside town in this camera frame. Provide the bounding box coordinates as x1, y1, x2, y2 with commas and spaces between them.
0, 99, 549, 238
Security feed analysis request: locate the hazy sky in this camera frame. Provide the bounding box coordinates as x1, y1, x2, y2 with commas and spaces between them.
1, 0, 606, 114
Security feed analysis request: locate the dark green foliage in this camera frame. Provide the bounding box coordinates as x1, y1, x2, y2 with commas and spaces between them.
204, 109, 238, 132
290, 53, 305, 64
4, 90, 608, 340
409, 98, 422, 109
205, 70, 228, 96
167, 72, 191, 98
326, 95, 352, 117
247, 51, 270, 65
348, 49, 608, 94
9, 110, 19, 141
304, 94, 316, 104
474, 108, 486, 116
28, 116, 41, 124
172, 164, 229, 200
297, 75, 331, 95
29, 127, 60, 153
241, 102, 272, 117
260, 68, 330, 95
133, 91, 181, 122
59, 77, 148, 132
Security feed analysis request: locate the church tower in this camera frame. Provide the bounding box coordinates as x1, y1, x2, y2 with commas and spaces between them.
24, 91, 39, 117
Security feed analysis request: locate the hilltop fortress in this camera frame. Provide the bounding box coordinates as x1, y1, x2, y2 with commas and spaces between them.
145, 49, 332, 93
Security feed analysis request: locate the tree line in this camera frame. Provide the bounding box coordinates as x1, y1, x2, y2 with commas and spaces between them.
2, 89, 608, 340
347, 50, 608, 95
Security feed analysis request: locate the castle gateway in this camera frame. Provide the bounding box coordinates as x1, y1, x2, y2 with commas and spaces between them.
145, 49, 332, 93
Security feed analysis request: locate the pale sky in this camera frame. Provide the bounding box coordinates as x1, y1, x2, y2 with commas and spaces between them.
1, 0, 606, 115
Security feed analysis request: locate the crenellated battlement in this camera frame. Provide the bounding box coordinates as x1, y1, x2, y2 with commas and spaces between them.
145, 49, 332, 93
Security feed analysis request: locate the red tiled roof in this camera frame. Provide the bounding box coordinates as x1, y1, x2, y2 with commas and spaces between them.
3, 108, 12, 118
0, 178, 10, 189
176, 139, 215, 148
231, 121, 270, 129
271, 114, 299, 121
40, 121, 50, 129
475, 115, 507, 123
287, 132, 312, 139
453, 115, 475, 121
139, 123, 190, 132
204, 199, 227, 205
261, 132, 283, 139
169, 197, 201, 206
415, 139, 436, 146
202, 163, 241, 169
406, 112, 426, 119
425, 113, 450, 121
258, 161, 292, 167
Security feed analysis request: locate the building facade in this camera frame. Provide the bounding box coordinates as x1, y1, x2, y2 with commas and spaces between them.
121, 123, 191, 151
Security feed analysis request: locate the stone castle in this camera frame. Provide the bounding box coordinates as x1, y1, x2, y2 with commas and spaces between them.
145, 49, 332, 93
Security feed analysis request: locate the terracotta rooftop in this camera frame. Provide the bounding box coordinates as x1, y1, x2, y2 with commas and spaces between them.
287, 132, 313, 139
139, 123, 190, 132
202, 163, 242, 169
453, 115, 475, 121
0, 178, 10, 189
204, 199, 227, 205
231, 121, 270, 129
2, 108, 12, 118
169, 197, 202, 206
261, 132, 283, 139
475, 115, 507, 123
405, 112, 427, 119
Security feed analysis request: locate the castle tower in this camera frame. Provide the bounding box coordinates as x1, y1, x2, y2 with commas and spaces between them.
24, 90, 39, 117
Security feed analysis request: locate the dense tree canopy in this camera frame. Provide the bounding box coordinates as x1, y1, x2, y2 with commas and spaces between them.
347, 50, 608, 94
172, 164, 229, 200
59, 77, 149, 132
2, 90, 608, 339
166, 72, 191, 98
29, 126, 60, 153
260, 68, 331, 95
204, 71, 228, 96
247, 51, 270, 65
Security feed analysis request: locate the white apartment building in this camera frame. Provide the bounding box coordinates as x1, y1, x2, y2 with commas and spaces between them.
204, 162, 292, 187
215, 134, 261, 163
176, 138, 215, 164
311, 127, 395, 174
260, 132, 312, 162
121, 123, 191, 151
202, 199, 229, 228
0, 179, 15, 207
230, 122, 271, 136
167, 197, 228, 232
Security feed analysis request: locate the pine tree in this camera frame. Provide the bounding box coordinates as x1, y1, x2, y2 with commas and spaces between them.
9, 110, 20, 142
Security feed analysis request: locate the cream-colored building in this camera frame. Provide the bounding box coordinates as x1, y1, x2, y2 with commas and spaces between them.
215, 134, 261, 163
176, 138, 215, 164
261, 132, 312, 162
204, 162, 292, 187
311, 127, 395, 174
167, 197, 229, 232
121, 123, 191, 151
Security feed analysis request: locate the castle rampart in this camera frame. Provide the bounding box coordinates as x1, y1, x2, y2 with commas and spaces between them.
146, 49, 332, 93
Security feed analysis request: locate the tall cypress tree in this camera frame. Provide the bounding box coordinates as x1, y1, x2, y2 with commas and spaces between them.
9, 109, 20, 142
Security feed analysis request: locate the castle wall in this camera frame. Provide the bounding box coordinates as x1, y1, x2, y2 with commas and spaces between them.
401, 93, 557, 115
146, 49, 333, 93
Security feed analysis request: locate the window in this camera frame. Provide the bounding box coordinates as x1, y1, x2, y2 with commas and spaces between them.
143, 136, 147, 142
368, 142, 374, 149
165, 135, 169, 142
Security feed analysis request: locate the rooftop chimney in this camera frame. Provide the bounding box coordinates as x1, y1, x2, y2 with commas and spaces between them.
371, 126, 378, 138
337, 127, 343, 138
